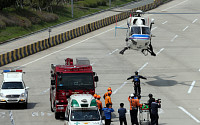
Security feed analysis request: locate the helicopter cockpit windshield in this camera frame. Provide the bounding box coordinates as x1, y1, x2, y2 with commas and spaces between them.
142, 27, 150, 35
131, 26, 141, 34
131, 26, 150, 35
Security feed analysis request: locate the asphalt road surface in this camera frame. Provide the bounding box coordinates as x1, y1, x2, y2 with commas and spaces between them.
1, 0, 200, 124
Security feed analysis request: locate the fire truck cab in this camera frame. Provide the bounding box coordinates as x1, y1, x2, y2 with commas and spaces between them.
50, 57, 99, 119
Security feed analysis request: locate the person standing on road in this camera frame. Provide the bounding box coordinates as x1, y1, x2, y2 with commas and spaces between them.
127, 71, 147, 95
105, 91, 112, 108
151, 98, 161, 125
128, 94, 143, 125
96, 95, 103, 115
104, 87, 112, 99
118, 103, 127, 125
147, 93, 155, 119
102, 104, 114, 125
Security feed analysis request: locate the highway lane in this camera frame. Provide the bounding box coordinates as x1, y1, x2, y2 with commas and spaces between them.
1, 0, 200, 124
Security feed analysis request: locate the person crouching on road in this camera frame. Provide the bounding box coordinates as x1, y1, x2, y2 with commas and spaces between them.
96, 95, 103, 116
150, 98, 161, 125
105, 91, 112, 108
128, 94, 143, 125
118, 103, 127, 125
102, 104, 114, 125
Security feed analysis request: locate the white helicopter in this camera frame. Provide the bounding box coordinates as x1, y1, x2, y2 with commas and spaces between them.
115, 10, 156, 56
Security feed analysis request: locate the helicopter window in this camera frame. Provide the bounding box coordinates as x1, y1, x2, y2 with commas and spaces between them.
131, 27, 141, 34
142, 27, 150, 35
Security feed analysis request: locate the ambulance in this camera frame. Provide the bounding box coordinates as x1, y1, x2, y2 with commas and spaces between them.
64, 94, 103, 125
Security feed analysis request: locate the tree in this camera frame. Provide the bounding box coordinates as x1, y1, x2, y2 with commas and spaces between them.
0, 0, 16, 10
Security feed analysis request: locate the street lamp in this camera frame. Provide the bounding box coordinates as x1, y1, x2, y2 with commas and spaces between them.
71, 0, 73, 18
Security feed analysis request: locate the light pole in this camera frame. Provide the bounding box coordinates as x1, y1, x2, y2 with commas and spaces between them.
71, 0, 73, 18
48, 28, 51, 42
109, 0, 111, 8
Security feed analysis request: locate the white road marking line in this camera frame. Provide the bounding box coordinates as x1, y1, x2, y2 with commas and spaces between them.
41, 88, 50, 94
113, 82, 127, 94
0, 112, 5, 118
192, 19, 198, 24
188, 81, 195, 94
151, 27, 157, 31
171, 35, 178, 42
32, 112, 53, 117
109, 49, 119, 55
183, 26, 189, 31
138, 62, 148, 72
156, 48, 164, 55
113, 62, 149, 94
91, 48, 119, 66
9, 111, 15, 125
162, 21, 168, 24
162, 0, 188, 11
14, 24, 122, 70
32, 112, 39, 117
158, 108, 164, 114
178, 106, 200, 123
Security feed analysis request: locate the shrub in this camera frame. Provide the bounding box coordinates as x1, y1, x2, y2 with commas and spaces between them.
0, 14, 15, 26
0, 20, 6, 29
15, 8, 42, 24
6, 14, 32, 28
34, 11, 59, 22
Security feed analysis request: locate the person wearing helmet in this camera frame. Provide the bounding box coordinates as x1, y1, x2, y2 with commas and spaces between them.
127, 71, 147, 95
128, 94, 143, 125
94, 94, 97, 99
105, 91, 112, 108
103, 87, 112, 99
96, 95, 103, 115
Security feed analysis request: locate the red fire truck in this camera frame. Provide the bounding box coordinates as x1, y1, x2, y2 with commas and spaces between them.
50, 57, 99, 119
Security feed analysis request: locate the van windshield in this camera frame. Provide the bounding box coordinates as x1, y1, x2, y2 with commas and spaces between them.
2, 82, 24, 89
71, 110, 100, 121
57, 73, 94, 90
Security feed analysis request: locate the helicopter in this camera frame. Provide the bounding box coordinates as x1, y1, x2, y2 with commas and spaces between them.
115, 10, 156, 56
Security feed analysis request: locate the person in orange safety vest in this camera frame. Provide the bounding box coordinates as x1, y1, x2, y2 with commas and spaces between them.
103, 87, 112, 99
96, 95, 103, 115
128, 93, 143, 125
105, 91, 112, 108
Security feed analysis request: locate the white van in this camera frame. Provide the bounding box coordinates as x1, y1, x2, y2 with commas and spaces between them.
0, 70, 29, 108
64, 94, 103, 125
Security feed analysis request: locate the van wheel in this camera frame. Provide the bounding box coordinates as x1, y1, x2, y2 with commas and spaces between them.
23, 102, 27, 109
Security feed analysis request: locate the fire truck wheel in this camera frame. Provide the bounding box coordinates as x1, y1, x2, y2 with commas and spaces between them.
55, 112, 60, 119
